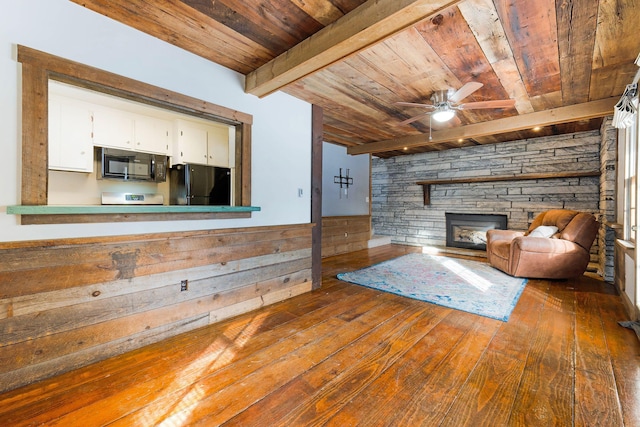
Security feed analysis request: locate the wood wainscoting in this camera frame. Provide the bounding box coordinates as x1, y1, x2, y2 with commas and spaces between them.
322, 215, 371, 258
0, 224, 313, 393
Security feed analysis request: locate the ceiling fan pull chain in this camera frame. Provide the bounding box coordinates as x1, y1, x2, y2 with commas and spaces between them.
429, 114, 433, 140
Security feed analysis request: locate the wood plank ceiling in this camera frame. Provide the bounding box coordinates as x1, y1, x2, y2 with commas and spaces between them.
71, 0, 640, 158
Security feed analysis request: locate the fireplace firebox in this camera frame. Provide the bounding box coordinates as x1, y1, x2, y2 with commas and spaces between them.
445, 213, 508, 250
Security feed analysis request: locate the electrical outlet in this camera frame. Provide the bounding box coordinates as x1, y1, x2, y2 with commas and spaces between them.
180, 279, 188, 291
298, 188, 303, 197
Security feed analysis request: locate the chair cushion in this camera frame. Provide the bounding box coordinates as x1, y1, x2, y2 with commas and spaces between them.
527, 209, 578, 234
528, 225, 558, 238
561, 212, 599, 249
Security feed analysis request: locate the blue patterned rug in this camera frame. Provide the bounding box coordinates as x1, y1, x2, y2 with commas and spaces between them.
337, 253, 527, 321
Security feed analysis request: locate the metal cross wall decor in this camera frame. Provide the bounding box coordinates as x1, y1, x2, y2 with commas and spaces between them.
334, 168, 353, 188
334, 168, 354, 198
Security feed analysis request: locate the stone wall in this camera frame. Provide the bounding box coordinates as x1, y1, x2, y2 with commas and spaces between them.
371, 130, 605, 271
599, 117, 618, 281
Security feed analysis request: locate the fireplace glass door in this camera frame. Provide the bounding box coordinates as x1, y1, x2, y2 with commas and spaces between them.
445, 213, 508, 250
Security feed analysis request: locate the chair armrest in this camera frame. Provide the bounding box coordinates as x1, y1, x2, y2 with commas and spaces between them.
486, 229, 525, 244
512, 236, 584, 254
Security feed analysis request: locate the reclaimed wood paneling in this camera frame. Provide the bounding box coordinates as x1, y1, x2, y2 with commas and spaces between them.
555, 0, 599, 105
493, 0, 561, 98
0, 224, 313, 393
322, 215, 371, 258
457, 0, 533, 115
592, 0, 640, 71
71, 0, 273, 74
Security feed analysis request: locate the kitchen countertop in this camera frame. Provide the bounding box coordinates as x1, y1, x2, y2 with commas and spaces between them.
7, 205, 261, 215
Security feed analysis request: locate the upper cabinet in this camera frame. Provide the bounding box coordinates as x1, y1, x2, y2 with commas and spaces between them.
134, 114, 172, 154
48, 81, 234, 172
174, 120, 208, 164
92, 106, 135, 151
207, 125, 231, 168
93, 107, 171, 155
174, 119, 233, 168
48, 95, 94, 173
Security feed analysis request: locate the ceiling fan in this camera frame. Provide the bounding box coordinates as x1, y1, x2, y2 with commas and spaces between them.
396, 82, 515, 126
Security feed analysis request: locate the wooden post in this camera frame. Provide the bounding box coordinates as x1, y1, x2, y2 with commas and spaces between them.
311, 104, 323, 289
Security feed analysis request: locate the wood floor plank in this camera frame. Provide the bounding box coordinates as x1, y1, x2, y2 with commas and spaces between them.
109, 298, 408, 426
574, 290, 624, 426
209, 301, 436, 426
441, 350, 526, 427
268, 305, 447, 426
52, 316, 351, 427
154, 299, 408, 426
0, 245, 637, 427
438, 278, 549, 426
508, 281, 576, 426
595, 289, 640, 427
326, 310, 494, 426
382, 314, 500, 426
74, 290, 397, 426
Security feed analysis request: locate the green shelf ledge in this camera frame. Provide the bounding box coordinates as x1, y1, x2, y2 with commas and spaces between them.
7, 205, 261, 215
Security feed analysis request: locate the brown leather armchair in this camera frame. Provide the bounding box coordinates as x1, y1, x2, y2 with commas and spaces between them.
486, 209, 599, 279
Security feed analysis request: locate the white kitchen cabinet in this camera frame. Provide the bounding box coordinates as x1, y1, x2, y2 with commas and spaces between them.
92, 106, 135, 151
174, 120, 209, 165
133, 114, 172, 155
173, 119, 231, 167
206, 125, 231, 167
93, 107, 171, 155
48, 96, 94, 173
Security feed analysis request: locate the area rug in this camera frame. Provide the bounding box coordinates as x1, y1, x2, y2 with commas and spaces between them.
336, 253, 527, 321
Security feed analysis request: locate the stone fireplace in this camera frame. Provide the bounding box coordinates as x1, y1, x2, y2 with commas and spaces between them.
445, 213, 508, 250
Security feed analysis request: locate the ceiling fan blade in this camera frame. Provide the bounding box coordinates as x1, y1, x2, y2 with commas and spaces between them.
449, 81, 483, 103
395, 101, 435, 109
398, 112, 431, 126
457, 99, 516, 110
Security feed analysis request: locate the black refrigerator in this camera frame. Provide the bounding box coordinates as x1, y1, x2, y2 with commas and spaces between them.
170, 163, 231, 205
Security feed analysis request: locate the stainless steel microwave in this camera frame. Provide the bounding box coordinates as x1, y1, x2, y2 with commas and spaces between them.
99, 148, 167, 182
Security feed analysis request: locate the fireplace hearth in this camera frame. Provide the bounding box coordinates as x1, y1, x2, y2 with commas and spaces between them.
445, 213, 508, 250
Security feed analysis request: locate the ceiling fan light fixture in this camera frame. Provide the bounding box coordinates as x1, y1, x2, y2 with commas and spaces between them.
432, 108, 455, 122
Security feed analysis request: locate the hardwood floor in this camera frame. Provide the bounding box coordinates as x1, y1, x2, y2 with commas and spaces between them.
1, 244, 639, 426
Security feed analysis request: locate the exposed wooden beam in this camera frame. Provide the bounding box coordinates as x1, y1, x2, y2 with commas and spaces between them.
347, 97, 618, 155
245, 0, 463, 97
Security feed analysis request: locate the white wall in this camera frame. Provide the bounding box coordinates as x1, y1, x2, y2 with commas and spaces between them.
322, 142, 370, 216
0, 1, 311, 242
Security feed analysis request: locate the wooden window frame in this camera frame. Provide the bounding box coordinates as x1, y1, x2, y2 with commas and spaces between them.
623, 120, 638, 243
17, 45, 253, 223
